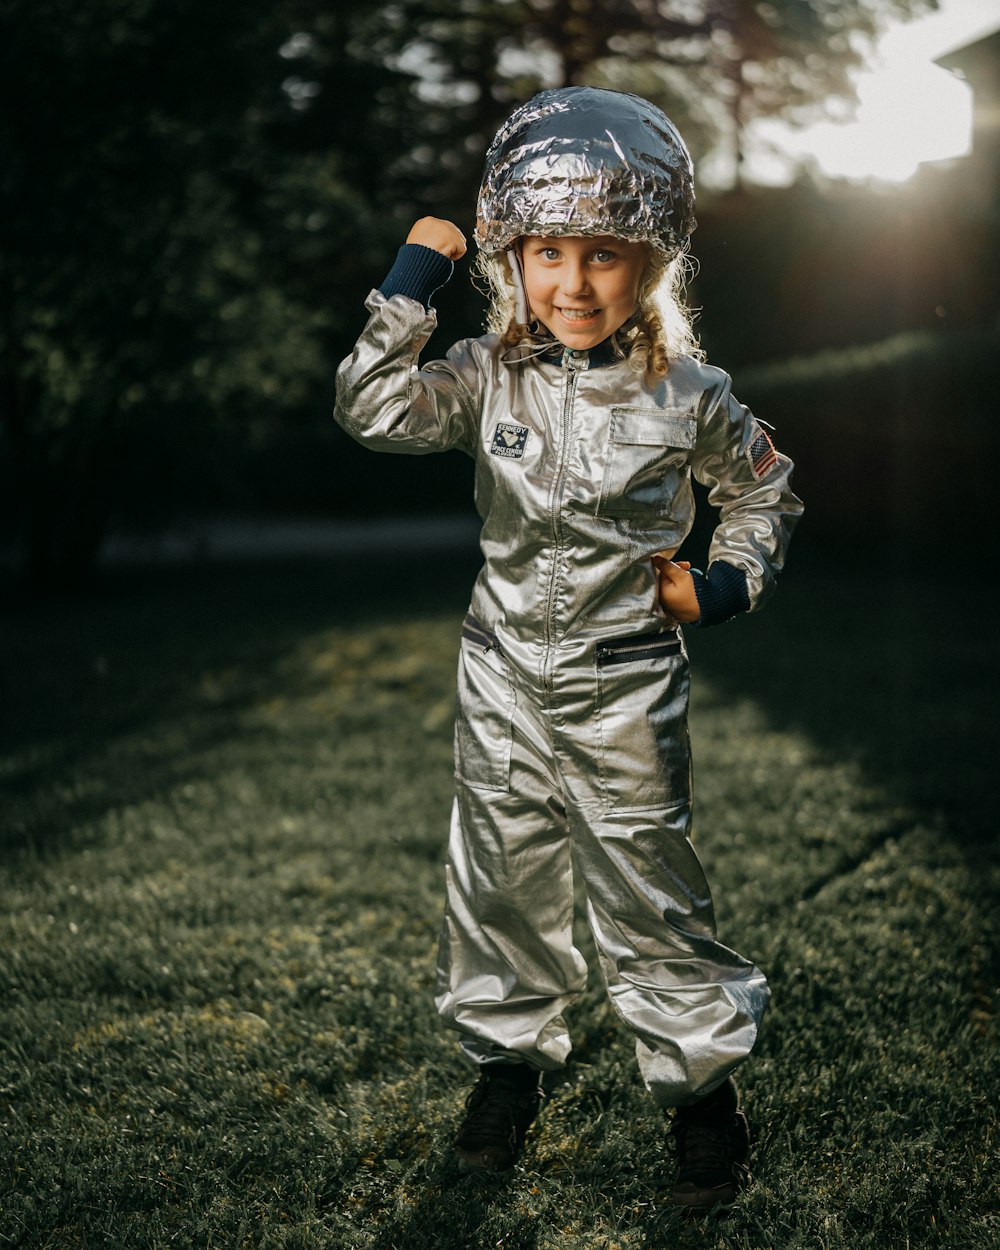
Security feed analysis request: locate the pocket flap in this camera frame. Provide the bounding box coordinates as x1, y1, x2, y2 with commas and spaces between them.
610, 407, 697, 449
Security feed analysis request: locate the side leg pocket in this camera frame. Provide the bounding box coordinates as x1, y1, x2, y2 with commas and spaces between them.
595, 634, 691, 811
454, 639, 515, 792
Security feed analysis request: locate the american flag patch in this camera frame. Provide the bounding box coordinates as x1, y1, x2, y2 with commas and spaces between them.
746, 425, 777, 479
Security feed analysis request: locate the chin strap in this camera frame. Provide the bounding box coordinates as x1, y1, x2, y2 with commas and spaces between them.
506, 248, 530, 325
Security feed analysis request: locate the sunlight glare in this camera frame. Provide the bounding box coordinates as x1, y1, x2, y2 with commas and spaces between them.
747, 0, 995, 186
808, 57, 972, 183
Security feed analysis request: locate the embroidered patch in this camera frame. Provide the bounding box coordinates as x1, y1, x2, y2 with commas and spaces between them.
490, 423, 529, 459
746, 423, 778, 479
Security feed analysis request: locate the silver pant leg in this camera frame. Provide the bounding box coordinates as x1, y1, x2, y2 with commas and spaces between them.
572, 801, 769, 1106
555, 634, 769, 1107
434, 638, 587, 1069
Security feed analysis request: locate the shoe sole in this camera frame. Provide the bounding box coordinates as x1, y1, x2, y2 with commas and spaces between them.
671, 1181, 742, 1214
455, 1148, 516, 1173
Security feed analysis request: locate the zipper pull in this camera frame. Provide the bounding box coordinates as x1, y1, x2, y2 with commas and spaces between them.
561, 347, 588, 371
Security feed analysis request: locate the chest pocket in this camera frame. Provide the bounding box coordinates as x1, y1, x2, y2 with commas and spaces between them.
597, 406, 697, 520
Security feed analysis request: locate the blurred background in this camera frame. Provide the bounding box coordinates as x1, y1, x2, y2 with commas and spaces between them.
1, 0, 998, 591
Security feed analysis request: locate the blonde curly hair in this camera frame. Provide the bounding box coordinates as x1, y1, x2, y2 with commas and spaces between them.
475, 243, 703, 376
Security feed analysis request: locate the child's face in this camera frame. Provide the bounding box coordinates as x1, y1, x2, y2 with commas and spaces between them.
520, 234, 647, 350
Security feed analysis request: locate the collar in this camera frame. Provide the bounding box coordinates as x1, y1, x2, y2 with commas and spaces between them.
559, 337, 619, 370
503, 333, 623, 370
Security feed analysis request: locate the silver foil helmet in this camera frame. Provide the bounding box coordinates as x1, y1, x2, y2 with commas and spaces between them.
475, 86, 696, 262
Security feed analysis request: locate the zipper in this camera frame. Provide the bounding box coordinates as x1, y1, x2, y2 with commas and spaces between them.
462, 616, 500, 655
595, 630, 682, 667
541, 357, 582, 691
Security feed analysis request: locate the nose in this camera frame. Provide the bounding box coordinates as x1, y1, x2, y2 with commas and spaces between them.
560, 259, 592, 299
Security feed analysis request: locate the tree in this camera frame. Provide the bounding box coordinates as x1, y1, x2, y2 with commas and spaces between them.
0, 0, 413, 588
344, 0, 937, 201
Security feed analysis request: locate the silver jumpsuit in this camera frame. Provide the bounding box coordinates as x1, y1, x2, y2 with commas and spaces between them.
335, 289, 802, 1105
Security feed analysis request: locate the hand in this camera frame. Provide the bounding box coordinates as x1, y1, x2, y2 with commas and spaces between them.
406, 217, 467, 260
652, 556, 701, 624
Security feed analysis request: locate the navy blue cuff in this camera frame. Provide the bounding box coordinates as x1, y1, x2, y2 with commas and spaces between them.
690, 561, 751, 628
378, 243, 454, 308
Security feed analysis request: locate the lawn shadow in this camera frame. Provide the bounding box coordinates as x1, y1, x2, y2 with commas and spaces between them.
684, 536, 999, 864
1, 548, 481, 857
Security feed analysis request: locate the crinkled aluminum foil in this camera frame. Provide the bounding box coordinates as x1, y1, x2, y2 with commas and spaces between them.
475, 86, 695, 259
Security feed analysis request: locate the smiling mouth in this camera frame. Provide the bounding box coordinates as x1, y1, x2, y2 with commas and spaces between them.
557, 307, 600, 321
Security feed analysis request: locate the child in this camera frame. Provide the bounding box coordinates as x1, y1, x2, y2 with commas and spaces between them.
335, 86, 802, 1211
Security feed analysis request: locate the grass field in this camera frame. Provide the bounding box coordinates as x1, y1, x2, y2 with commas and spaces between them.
1, 540, 997, 1249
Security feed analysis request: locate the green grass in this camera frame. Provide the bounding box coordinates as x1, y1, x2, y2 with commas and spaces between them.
1, 546, 996, 1249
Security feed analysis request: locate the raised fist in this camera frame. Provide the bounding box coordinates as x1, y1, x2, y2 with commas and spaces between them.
406, 217, 468, 260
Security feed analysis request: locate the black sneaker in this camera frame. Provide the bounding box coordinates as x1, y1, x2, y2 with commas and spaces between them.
453, 1063, 542, 1172
670, 1081, 751, 1211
